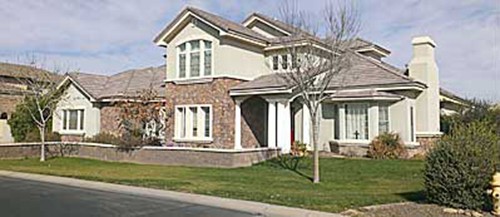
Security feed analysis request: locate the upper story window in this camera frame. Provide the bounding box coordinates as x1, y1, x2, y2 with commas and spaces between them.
271, 54, 300, 72
177, 40, 213, 79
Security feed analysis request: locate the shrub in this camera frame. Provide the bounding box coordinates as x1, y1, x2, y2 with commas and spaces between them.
424, 121, 500, 210
24, 129, 61, 142
84, 132, 161, 150
83, 132, 122, 145
367, 132, 407, 159
291, 141, 308, 157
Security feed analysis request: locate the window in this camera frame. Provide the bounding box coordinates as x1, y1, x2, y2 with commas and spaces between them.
62, 109, 84, 131
379, 104, 389, 133
281, 55, 288, 70
177, 40, 213, 79
272, 56, 279, 70
291, 54, 298, 69
204, 41, 212, 76
175, 105, 212, 140
178, 44, 186, 78
345, 103, 368, 140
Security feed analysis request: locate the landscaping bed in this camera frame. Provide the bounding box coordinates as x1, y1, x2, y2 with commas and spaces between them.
0, 157, 424, 213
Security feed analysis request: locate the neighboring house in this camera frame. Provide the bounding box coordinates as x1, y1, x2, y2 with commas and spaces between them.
152, 7, 466, 154
0, 62, 56, 143
52, 66, 166, 141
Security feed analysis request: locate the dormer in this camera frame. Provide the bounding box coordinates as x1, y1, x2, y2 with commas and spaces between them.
351, 38, 391, 61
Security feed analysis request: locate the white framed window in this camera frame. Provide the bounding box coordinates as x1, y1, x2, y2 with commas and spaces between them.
177, 40, 213, 79
61, 109, 84, 132
345, 103, 368, 140
175, 105, 212, 141
281, 55, 288, 70
272, 55, 279, 70
378, 104, 390, 133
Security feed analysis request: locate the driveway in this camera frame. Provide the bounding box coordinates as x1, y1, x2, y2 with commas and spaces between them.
0, 176, 258, 217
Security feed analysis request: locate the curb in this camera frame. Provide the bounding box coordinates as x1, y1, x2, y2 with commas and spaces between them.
0, 170, 344, 217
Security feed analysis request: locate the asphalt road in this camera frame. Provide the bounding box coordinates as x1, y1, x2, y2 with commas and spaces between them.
0, 176, 260, 217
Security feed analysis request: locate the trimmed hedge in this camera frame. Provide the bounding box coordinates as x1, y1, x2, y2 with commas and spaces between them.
424, 121, 499, 210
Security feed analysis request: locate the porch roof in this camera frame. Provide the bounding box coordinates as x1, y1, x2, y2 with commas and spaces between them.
230, 52, 425, 95
328, 90, 403, 101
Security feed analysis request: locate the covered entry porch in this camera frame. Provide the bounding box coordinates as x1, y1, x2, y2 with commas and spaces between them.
232, 90, 419, 154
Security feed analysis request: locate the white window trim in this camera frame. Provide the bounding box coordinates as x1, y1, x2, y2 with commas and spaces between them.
59, 107, 85, 135
378, 103, 391, 134
174, 104, 213, 142
344, 103, 369, 140
176, 39, 214, 80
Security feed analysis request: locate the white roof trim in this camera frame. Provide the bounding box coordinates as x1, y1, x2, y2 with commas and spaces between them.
56, 76, 97, 102
242, 16, 291, 36
154, 11, 226, 46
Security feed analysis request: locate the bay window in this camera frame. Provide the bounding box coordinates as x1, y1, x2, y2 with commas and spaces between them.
345, 103, 368, 140
177, 40, 213, 79
175, 105, 212, 140
62, 109, 84, 132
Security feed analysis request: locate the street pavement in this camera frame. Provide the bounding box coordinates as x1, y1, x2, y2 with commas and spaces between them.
0, 176, 259, 217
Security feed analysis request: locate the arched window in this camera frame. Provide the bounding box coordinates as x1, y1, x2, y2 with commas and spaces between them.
177, 40, 213, 79
0, 112, 8, 120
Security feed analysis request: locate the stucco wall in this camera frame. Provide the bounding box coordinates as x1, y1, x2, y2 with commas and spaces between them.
165, 20, 268, 81
389, 97, 416, 143
53, 84, 100, 138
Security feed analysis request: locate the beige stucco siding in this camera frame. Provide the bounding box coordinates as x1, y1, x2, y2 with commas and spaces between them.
165, 21, 269, 81
389, 97, 416, 143
53, 84, 100, 137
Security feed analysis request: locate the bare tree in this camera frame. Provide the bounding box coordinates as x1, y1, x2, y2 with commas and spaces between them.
278, 1, 360, 183
15, 56, 65, 161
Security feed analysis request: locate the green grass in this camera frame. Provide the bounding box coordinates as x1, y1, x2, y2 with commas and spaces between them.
0, 157, 424, 213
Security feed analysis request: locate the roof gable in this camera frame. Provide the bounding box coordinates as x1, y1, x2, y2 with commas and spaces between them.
154, 7, 268, 47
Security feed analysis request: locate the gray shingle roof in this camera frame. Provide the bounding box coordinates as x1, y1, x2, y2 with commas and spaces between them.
230, 52, 424, 93
67, 65, 165, 100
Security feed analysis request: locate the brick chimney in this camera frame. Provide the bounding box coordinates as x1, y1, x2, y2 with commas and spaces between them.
408, 36, 441, 135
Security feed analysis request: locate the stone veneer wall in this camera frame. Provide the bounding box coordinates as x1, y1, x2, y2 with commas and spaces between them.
0, 94, 22, 117
0, 143, 280, 168
100, 105, 122, 136
165, 78, 262, 149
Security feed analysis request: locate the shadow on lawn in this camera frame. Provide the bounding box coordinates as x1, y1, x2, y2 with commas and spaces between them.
397, 190, 426, 203
268, 156, 313, 182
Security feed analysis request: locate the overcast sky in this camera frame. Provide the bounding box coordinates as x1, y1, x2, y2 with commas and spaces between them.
0, 0, 498, 101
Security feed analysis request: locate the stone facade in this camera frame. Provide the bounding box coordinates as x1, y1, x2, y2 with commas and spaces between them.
165, 77, 264, 149
0, 94, 23, 118
0, 143, 280, 168
100, 104, 122, 136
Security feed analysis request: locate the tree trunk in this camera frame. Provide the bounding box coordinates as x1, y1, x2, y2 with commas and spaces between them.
311, 112, 320, 183
39, 126, 45, 162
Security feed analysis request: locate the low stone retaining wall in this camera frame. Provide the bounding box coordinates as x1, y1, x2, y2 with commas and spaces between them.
0, 142, 281, 168
329, 141, 422, 158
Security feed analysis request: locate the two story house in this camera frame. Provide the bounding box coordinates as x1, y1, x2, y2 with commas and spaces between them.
153, 7, 465, 154
52, 7, 465, 156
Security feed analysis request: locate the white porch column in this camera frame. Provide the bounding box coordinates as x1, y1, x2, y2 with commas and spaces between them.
277, 100, 291, 153
338, 104, 346, 140
234, 99, 242, 150
267, 100, 277, 148
302, 103, 311, 147
368, 103, 379, 140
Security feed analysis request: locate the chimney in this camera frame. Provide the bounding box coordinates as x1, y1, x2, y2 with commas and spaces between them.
408, 36, 441, 135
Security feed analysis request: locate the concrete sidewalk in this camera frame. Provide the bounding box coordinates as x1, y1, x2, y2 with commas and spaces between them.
0, 170, 344, 217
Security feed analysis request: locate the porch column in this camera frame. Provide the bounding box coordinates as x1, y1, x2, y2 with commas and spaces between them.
277, 100, 291, 153
338, 104, 346, 140
302, 103, 311, 147
234, 99, 242, 150
368, 103, 379, 140
267, 100, 277, 148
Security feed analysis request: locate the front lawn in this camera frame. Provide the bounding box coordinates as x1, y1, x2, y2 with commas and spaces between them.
0, 157, 424, 213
